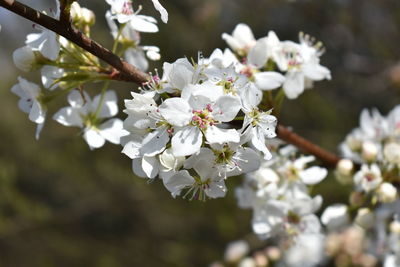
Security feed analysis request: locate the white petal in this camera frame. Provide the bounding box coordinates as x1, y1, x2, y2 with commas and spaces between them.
98, 118, 125, 145
248, 38, 268, 68
53, 107, 83, 127
164, 170, 195, 198
122, 138, 142, 159
254, 71, 285, 91
140, 127, 169, 156
227, 147, 261, 177
142, 156, 160, 178
283, 72, 305, 99
68, 90, 89, 108
303, 62, 331, 81
205, 179, 227, 199
299, 166, 327, 185
205, 126, 240, 144
159, 97, 192, 127
240, 83, 262, 111
41, 65, 64, 90
171, 126, 202, 157
124, 48, 149, 72
29, 101, 46, 124
35, 122, 45, 140
92, 90, 118, 118
251, 127, 272, 160
212, 95, 241, 122
132, 158, 147, 178
129, 15, 159, 33
83, 128, 105, 149
151, 0, 168, 23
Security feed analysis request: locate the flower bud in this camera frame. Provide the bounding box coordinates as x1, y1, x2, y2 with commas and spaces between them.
346, 135, 362, 151
239, 257, 256, 267
70, 2, 95, 26
81, 8, 95, 25
265, 247, 281, 261
355, 208, 375, 229
383, 142, 400, 164
224, 240, 249, 263
337, 159, 354, 176
376, 182, 397, 203
13, 46, 36, 72
389, 220, 400, 234
159, 148, 185, 171
361, 141, 378, 162
253, 251, 269, 267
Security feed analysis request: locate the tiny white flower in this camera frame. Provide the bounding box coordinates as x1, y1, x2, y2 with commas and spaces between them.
222, 23, 256, 55
53, 90, 125, 149
376, 183, 397, 203
25, 1, 60, 60
11, 77, 46, 139
106, 0, 159, 32
354, 164, 383, 192
224, 240, 249, 263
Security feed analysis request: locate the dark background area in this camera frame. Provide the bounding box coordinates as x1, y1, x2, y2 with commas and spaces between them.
0, 0, 399, 266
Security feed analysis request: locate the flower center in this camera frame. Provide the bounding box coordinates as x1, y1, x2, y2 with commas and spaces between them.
121, 1, 134, 15
191, 104, 215, 130
365, 173, 376, 182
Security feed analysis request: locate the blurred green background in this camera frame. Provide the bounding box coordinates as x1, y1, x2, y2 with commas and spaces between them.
0, 0, 400, 266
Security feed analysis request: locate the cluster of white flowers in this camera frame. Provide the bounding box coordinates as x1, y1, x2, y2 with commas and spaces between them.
105, 0, 168, 71
4, 0, 400, 266
233, 144, 327, 265
10, 0, 168, 148
338, 105, 400, 203
221, 23, 331, 99
120, 23, 332, 200
121, 53, 278, 199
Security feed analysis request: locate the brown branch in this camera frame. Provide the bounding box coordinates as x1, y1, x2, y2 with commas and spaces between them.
0, 0, 150, 84
277, 125, 340, 167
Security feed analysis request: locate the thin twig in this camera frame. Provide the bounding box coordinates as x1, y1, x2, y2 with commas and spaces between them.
277, 125, 340, 167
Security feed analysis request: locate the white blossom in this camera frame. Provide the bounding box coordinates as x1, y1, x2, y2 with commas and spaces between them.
11, 77, 46, 139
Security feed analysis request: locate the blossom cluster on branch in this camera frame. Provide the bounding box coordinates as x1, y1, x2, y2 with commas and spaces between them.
0, 0, 399, 266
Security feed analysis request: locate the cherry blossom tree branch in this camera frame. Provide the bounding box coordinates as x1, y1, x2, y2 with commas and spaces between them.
0, 0, 150, 84
0, 0, 341, 167
277, 125, 340, 167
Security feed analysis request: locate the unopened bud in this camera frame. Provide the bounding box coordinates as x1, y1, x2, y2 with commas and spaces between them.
70, 2, 95, 26
384, 142, 400, 164
376, 183, 397, 203
265, 247, 281, 261
159, 148, 185, 172
346, 135, 362, 151
13, 46, 37, 72
389, 220, 400, 234
239, 257, 256, 267
337, 159, 354, 176
224, 240, 249, 263
81, 8, 95, 25
361, 141, 378, 162
253, 252, 269, 267
355, 208, 375, 229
